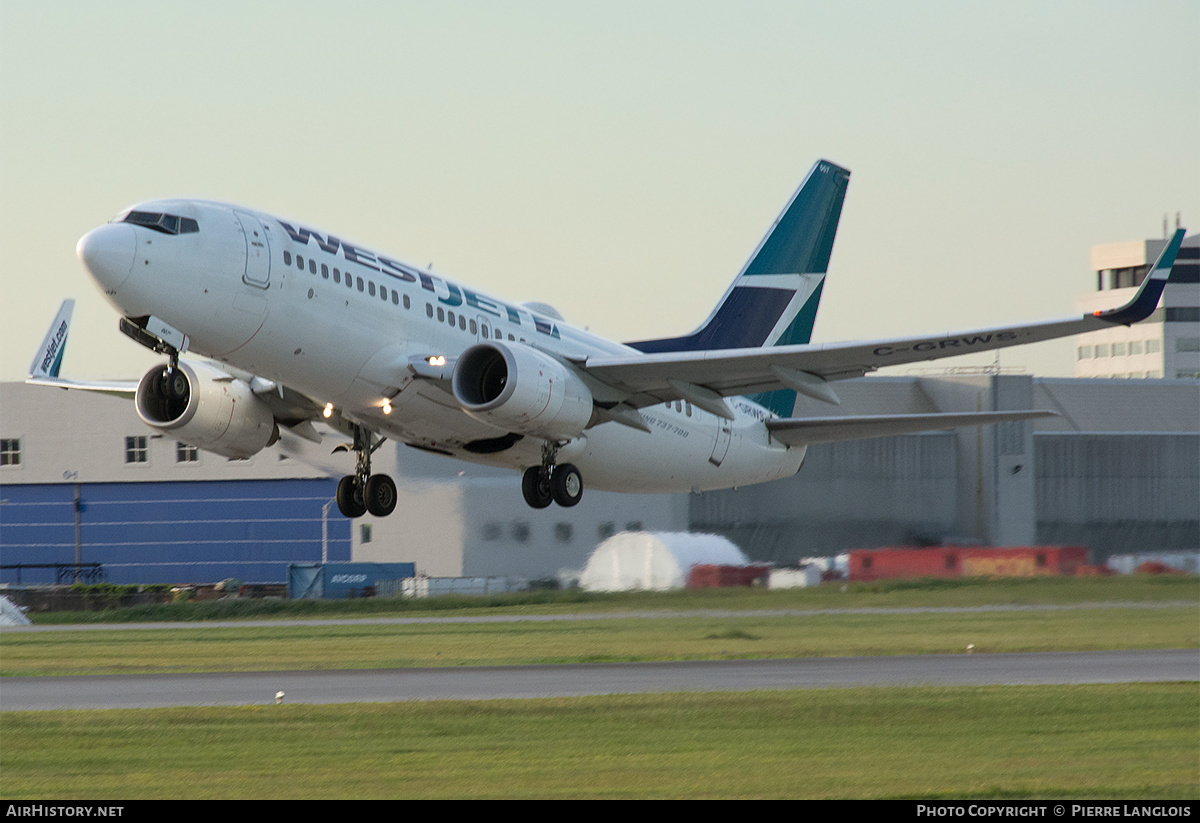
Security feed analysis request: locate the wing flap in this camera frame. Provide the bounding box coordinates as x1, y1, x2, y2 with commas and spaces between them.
766, 410, 1056, 447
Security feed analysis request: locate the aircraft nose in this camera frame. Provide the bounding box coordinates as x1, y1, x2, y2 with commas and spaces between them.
77, 223, 137, 293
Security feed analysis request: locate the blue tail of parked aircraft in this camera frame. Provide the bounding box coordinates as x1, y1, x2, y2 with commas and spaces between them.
628, 159, 850, 415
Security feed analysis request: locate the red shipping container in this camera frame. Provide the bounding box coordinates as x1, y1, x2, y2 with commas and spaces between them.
687, 564, 771, 588
848, 546, 1088, 581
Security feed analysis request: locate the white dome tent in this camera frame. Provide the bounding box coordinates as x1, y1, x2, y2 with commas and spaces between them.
580, 532, 747, 591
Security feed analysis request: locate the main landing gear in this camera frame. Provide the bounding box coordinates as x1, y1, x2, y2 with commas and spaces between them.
521, 442, 583, 509
334, 425, 397, 518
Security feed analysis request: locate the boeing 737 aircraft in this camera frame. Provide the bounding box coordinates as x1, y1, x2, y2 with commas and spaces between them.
29, 160, 1186, 518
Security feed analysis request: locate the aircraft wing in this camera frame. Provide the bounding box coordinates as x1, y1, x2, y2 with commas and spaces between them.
583, 228, 1186, 414
26, 299, 327, 441
25, 300, 139, 397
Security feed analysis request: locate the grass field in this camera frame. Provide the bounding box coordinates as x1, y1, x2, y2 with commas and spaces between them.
25, 573, 1199, 624
2, 577, 1197, 799
2, 602, 1196, 676
2, 685, 1195, 799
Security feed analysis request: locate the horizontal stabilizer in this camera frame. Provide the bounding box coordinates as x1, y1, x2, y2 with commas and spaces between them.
765, 410, 1056, 447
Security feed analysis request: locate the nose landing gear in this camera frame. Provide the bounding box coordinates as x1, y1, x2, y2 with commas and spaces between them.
334, 425, 397, 518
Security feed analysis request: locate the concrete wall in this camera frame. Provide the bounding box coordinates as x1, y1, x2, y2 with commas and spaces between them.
1035, 433, 1200, 558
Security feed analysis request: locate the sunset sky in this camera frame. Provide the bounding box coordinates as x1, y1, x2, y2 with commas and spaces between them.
2, 0, 1197, 383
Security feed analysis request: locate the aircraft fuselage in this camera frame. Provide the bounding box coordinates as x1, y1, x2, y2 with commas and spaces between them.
79, 198, 804, 495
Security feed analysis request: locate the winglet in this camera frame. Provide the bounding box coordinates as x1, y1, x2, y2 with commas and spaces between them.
1093, 228, 1186, 325
29, 299, 74, 379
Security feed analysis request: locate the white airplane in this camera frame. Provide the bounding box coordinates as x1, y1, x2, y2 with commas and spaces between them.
29, 160, 1186, 518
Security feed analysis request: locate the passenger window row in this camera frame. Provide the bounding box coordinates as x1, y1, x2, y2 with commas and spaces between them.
283, 250, 411, 309
280, 248, 530, 341
426, 302, 518, 341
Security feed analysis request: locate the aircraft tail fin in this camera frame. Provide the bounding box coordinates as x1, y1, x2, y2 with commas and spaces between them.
29, 299, 75, 380
627, 159, 850, 415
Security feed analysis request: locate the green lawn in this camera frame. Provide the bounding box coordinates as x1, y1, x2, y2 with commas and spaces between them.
3, 577, 1195, 799
2, 602, 1196, 676
2, 685, 1195, 799
25, 574, 1199, 624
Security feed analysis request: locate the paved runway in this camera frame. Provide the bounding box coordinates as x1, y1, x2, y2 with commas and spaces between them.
2, 649, 1195, 711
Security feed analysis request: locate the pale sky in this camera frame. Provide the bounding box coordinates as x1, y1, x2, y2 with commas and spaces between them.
2, 0, 1197, 385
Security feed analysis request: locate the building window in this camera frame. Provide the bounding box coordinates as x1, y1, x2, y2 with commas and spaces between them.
1094, 343, 1110, 358
176, 443, 199, 463
1146, 339, 1161, 354
597, 522, 615, 540
1077, 345, 1092, 360
361, 524, 372, 543
482, 522, 501, 541
125, 435, 148, 464
554, 523, 573, 543
1176, 338, 1200, 353
0, 438, 20, 467
1129, 340, 1143, 355
1112, 341, 1126, 357
511, 522, 530, 543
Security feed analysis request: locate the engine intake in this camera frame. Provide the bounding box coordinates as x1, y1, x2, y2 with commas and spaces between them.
451, 342, 593, 439
136, 361, 278, 459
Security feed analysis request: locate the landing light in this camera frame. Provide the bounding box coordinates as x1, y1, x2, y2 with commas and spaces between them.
323, 403, 333, 419
429, 355, 446, 367
382, 400, 392, 415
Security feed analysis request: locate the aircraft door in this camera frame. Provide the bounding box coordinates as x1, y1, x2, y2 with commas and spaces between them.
235, 211, 271, 288
710, 418, 733, 466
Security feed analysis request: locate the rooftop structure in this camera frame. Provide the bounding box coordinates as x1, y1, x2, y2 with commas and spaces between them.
1076, 231, 1199, 379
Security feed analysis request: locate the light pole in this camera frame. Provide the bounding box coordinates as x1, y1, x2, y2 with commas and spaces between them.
321, 499, 334, 564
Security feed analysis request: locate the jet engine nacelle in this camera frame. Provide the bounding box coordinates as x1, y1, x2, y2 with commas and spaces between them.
135, 360, 279, 459
451, 342, 593, 440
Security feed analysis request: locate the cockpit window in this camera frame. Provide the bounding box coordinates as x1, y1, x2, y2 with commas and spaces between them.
120, 210, 199, 235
